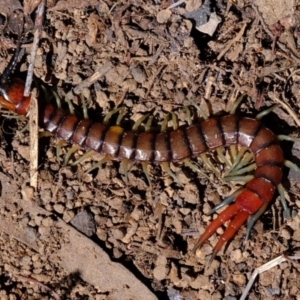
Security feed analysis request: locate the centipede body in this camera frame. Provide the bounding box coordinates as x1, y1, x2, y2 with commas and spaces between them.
0, 77, 293, 258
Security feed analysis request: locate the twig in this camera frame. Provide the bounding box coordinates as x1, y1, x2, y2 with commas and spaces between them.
15, 274, 61, 300
252, 4, 300, 64
29, 89, 38, 189
24, 1, 45, 97
217, 23, 247, 60
167, 0, 187, 9
240, 254, 300, 300
268, 91, 300, 127
73, 61, 113, 94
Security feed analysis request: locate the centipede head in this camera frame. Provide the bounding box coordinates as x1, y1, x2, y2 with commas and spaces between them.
0, 78, 30, 115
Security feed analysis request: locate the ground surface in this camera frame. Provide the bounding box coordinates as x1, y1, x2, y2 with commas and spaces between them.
0, 0, 300, 299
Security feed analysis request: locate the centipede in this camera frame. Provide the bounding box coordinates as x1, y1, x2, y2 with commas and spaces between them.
0, 52, 299, 261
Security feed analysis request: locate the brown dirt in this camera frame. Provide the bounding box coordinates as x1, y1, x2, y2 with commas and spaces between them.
0, 0, 300, 299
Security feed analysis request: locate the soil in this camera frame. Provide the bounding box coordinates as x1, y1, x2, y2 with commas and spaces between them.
0, 0, 300, 299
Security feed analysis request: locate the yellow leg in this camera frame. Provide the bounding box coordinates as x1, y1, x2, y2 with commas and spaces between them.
142, 162, 152, 186
87, 156, 111, 173
200, 153, 219, 175
71, 150, 94, 166
161, 162, 183, 186
63, 145, 81, 166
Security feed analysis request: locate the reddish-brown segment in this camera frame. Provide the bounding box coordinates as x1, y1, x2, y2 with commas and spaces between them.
0, 78, 288, 258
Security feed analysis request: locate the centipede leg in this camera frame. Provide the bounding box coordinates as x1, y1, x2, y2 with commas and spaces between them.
104, 107, 126, 125
71, 150, 94, 166
209, 188, 243, 215
183, 158, 209, 179
184, 106, 193, 126
277, 135, 300, 143
121, 158, 131, 184
255, 105, 277, 120
224, 175, 254, 182
65, 96, 75, 116
141, 162, 152, 186
226, 152, 254, 177
229, 93, 245, 115
132, 114, 151, 131
145, 115, 153, 132
277, 183, 291, 219
284, 160, 300, 174
229, 145, 238, 161
170, 111, 178, 130
227, 147, 247, 174
87, 156, 111, 173
161, 162, 183, 186
80, 94, 89, 120
116, 107, 126, 126
187, 98, 209, 120
216, 147, 231, 167
56, 140, 68, 163
200, 153, 219, 175
227, 162, 256, 177
63, 145, 80, 166
245, 202, 268, 241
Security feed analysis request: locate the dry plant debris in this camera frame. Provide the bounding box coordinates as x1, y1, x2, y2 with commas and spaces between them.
0, 0, 299, 299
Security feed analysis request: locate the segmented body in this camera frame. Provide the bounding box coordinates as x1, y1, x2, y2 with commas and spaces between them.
0, 78, 286, 258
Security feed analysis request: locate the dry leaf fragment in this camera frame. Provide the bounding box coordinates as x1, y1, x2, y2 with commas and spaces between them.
196, 12, 221, 36
157, 9, 172, 24
24, 0, 42, 15
186, 0, 202, 12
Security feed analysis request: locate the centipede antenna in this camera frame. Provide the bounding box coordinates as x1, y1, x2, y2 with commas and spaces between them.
145, 115, 153, 132
224, 175, 254, 182
284, 160, 300, 174
0, 39, 22, 85
63, 145, 80, 166
277, 135, 300, 143
132, 114, 150, 131
277, 183, 291, 219
71, 150, 94, 166
161, 162, 183, 186
245, 202, 269, 241
209, 188, 243, 215
170, 111, 178, 130
229, 93, 245, 115
200, 153, 219, 175
256, 105, 278, 120
216, 147, 231, 167
80, 94, 89, 119
116, 107, 126, 125
141, 162, 152, 186
56, 140, 67, 163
